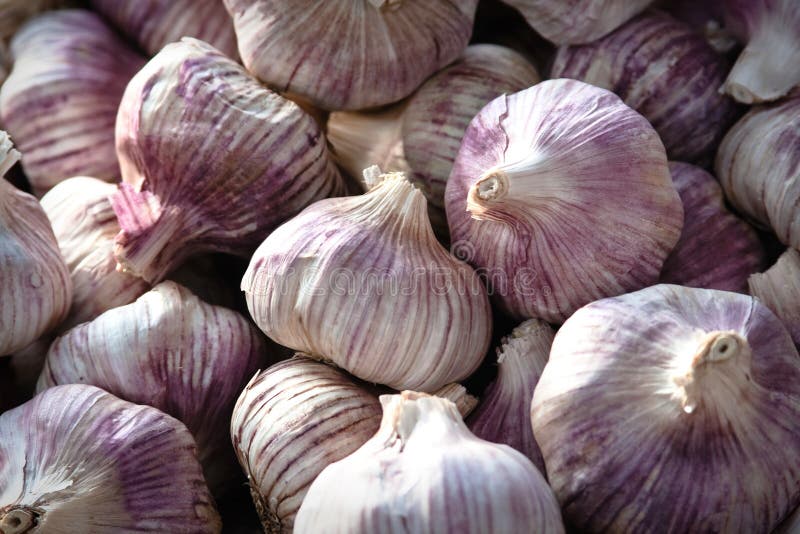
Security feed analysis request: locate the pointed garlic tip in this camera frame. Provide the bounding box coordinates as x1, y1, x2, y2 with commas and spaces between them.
112, 37, 344, 284
445, 79, 683, 323
533, 284, 800, 532
0, 385, 221, 532
362, 165, 385, 191
749, 248, 800, 347
0, 130, 20, 177
431, 383, 478, 418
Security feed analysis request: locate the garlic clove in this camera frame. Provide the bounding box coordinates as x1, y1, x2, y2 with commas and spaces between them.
659, 162, 765, 293
532, 284, 800, 533
90, 0, 239, 59
0, 10, 145, 195
749, 249, 800, 347
36, 281, 272, 494
295, 392, 565, 534
242, 169, 492, 392
112, 37, 344, 284
0, 384, 221, 532
445, 79, 683, 323
551, 11, 741, 163
222, 0, 478, 110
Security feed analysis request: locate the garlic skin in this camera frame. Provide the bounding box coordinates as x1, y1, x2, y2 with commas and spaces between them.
295, 392, 565, 534
36, 281, 270, 493
112, 38, 344, 284
467, 319, 552, 474
90, 0, 238, 58
0, 385, 221, 533
659, 162, 764, 293
243, 170, 492, 392
716, 95, 800, 250
223, 0, 478, 110
445, 79, 683, 323
0, 10, 145, 194
722, 0, 800, 103
551, 11, 740, 163
532, 284, 800, 533
0, 132, 71, 356
749, 249, 800, 347
0, 0, 66, 41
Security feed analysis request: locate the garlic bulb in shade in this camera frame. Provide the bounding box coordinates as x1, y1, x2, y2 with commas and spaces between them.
445, 79, 683, 323
749, 249, 800, 347
243, 169, 492, 392
722, 0, 800, 103
467, 319, 552, 474
223, 0, 478, 111
0, 385, 221, 532
0, 10, 145, 194
0, 0, 66, 41
295, 392, 565, 534
659, 162, 764, 293
0, 132, 71, 356
90, 0, 238, 58
532, 284, 800, 533
36, 281, 270, 493
550, 11, 740, 163
112, 38, 344, 284
716, 95, 800, 250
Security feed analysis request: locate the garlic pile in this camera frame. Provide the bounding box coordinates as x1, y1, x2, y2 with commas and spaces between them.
749, 249, 800, 347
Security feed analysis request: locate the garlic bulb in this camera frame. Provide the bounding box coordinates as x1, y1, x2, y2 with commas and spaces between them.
722, 0, 800, 103
501, 0, 654, 45
749, 249, 800, 347
532, 284, 800, 533
467, 319, 552, 474
112, 38, 344, 284
659, 162, 764, 293
90, 0, 238, 58
551, 11, 740, 163
0, 384, 221, 532
445, 79, 683, 323
222, 0, 478, 110
295, 392, 565, 534
716, 95, 800, 250
0, 132, 71, 356
37, 281, 270, 493
243, 169, 492, 392
0, 10, 145, 194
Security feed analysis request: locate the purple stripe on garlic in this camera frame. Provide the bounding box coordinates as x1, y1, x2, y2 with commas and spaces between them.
749, 249, 800, 347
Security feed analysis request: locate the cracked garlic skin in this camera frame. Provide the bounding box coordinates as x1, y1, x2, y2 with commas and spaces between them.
445, 79, 683, 324
242, 169, 492, 392
0, 385, 221, 533
295, 392, 565, 534
112, 37, 344, 284
0, 10, 145, 195
750, 249, 800, 347
0, 132, 71, 356
532, 284, 800, 533
36, 281, 270, 494
223, 0, 478, 110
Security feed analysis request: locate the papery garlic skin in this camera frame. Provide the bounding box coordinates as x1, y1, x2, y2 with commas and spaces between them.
112, 38, 344, 284
659, 162, 764, 292
445, 79, 683, 323
532, 284, 800, 533
223, 0, 478, 110
243, 171, 492, 392
0, 385, 221, 533
0, 10, 145, 194
749, 249, 800, 347
551, 11, 740, 163
37, 281, 269, 493
295, 392, 565, 534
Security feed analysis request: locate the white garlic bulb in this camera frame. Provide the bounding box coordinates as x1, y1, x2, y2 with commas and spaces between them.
749, 249, 800, 347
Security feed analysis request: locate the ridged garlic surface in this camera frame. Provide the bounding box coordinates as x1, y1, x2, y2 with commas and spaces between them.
37, 281, 269, 493
112, 38, 344, 284
0, 385, 221, 533
445, 79, 683, 323
0, 10, 145, 194
295, 392, 565, 534
223, 0, 478, 110
750, 249, 800, 347
532, 284, 800, 533
242, 170, 492, 392
0, 132, 71, 356
659, 162, 764, 293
